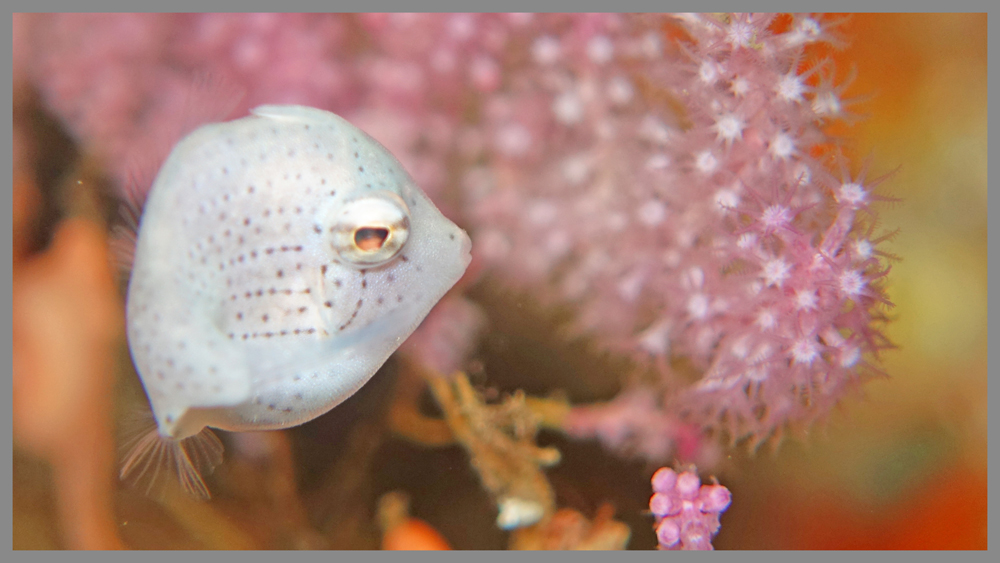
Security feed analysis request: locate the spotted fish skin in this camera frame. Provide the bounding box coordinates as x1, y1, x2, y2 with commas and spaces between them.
126, 105, 471, 442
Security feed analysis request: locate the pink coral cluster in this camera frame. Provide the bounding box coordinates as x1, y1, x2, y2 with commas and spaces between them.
649, 467, 731, 550
455, 14, 895, 444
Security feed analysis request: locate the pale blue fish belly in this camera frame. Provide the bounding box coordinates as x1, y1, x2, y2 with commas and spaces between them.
126, 105, 471, 441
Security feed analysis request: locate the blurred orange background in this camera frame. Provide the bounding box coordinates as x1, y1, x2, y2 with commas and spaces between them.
716, 13, 987, 550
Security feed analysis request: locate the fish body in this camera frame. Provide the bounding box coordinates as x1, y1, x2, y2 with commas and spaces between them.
123, 105, 471, 496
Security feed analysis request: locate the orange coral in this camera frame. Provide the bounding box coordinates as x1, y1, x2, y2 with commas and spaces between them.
13, 217, 125, 549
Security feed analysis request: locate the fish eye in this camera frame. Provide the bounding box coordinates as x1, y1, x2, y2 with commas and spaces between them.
329, 192, 411, 267
354, 227, 390, 251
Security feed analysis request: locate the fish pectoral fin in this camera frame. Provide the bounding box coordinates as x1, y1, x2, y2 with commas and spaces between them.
119, 426, 224, 500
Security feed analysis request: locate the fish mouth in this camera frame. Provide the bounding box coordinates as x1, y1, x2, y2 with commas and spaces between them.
457, 228, 473, 268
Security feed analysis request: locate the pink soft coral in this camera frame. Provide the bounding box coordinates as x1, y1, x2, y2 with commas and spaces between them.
649, 467, 731, 550
460, 14, 895, 444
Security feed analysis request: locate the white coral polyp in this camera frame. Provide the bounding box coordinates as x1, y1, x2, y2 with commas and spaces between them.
726, 21, 755, 48
839, 270, 866, 296
853, 239, 874, 260
713, 113, 745, 145
695, 151, 718, 173
794, 288, 818, 310
687, 294, 710, 319
698, 60, 720, 84
756, 308, 777, 331
769, 133, 796, 160
776, 73, 806, 103
838, 182, 867, 206
713, 188, 740, 213
790, 338, 819, 364
840, 346, 861, 368
761, 258, 791, 287
760, 205, 792, 230
812, 91, 842, 116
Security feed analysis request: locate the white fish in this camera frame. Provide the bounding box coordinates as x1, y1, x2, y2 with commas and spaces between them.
121, 105, 472, 498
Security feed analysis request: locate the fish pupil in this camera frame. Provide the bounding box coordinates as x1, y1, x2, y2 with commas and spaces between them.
354, 227, 390, 251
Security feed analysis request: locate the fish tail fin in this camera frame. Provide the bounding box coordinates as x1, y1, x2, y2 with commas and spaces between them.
119, 422, 224, 501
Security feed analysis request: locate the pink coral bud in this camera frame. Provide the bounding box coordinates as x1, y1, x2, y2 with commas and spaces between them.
675, 471, 701, 499
681, 523, 713, 550
651, 467, 677, 493
699, 485, 732, 513
655, 519, 680, 548
649, 493, 675, 517
651, 466, 730, 550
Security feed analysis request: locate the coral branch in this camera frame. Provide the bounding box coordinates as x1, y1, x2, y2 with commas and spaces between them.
422, 368, 559, 530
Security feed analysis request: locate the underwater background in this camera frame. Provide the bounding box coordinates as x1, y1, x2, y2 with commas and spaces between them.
12, 13, 987, 549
